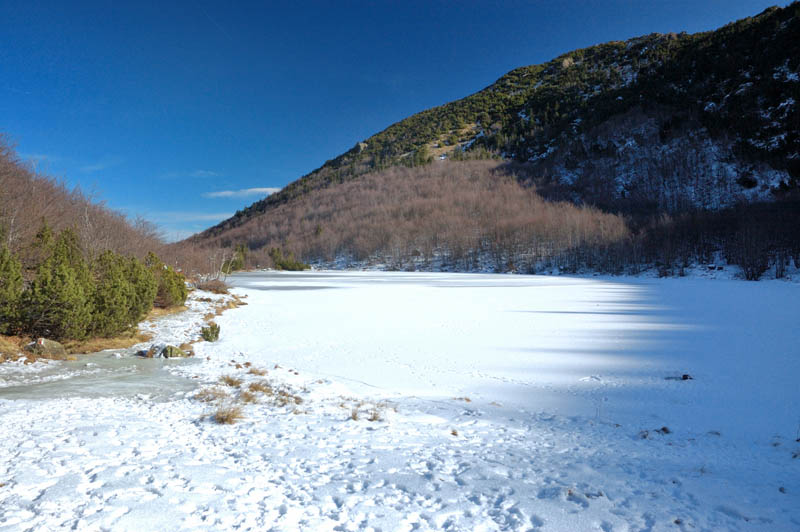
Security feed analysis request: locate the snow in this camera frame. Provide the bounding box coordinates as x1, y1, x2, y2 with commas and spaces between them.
1, 271, 799, 531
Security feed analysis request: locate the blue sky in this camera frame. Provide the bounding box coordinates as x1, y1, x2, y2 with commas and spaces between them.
0, 1, 783, 240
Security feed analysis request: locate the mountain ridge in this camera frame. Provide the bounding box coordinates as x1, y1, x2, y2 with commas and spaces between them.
190, 3, 799, 247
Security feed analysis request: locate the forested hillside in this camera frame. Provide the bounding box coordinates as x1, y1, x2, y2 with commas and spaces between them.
0, 141, 189, 343
186, 3, 800, 279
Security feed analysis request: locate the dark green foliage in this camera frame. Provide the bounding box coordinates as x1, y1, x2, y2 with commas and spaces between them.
24, 229, 94, 340
268, 248, 309, 271
0, 244, 23, 334
0, 222, 162, 340
222, 244, 247, 273
200, 322, 220, 342
91, 250, 157, 337
146, 252, 188, 308
127, 256, 159, 322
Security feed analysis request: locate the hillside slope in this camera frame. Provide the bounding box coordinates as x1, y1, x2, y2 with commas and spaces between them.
193, 3, 799, 244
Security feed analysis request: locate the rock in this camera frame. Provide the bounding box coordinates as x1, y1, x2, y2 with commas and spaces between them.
136, 344, 189, 358
24, 338, 67, 357
161, 345, 189, 358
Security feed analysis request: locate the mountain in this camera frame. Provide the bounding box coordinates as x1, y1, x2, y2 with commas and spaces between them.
186, 3, 800, 277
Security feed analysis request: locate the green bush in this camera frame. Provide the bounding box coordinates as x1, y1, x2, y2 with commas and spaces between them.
146, 252, 188, 308
126, 256, 158, 322
201, 322, 220, 342
90, 250, 157, 337
23, 229, 94, 340
0, 244, 23, 334
222, 244, 247, 274
268, 248, 309, 271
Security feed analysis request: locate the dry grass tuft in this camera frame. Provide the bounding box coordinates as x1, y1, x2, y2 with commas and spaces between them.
454, 396, 472, 403
350, 408, 359, 421
194, 387, 229, 403
213, 404, 244, 425
248, 381, 273, 394
368, 409, 382, 422
239, 390, 258, 404
451, 429, 459, 437
219, 375, 242, 387
248, 367, 268, 376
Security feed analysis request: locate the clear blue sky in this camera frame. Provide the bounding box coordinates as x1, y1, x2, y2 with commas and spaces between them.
0, 0, 784, 240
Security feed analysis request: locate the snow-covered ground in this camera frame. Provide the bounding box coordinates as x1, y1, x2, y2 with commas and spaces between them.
1, 271, 799, 531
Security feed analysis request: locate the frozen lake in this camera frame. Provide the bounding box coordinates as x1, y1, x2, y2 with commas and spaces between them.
225, 270, 799, 440
2, 271, 798, 531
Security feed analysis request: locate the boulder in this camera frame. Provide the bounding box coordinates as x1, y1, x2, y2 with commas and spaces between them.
162, 345, 190, 358
136, 344, 190, 358
24, 338, 67, 357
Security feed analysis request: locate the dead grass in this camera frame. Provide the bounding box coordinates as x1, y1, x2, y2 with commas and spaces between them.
350, 408, 359, 421
194, 386, 229, 403
368, 409, 382, 422
0, 336, 24, 357
239, 390, 258, 404
451, 429, 459, 437
178, 343, 195, 356
219, 375, 242, 387
454, 396, 472, 403
196, 279, 230, 294
248, 367, 268, 376
62, 331, 154, 355
213, 404, 244, 425
145, 305, 188, 320
248, 381, 273, 394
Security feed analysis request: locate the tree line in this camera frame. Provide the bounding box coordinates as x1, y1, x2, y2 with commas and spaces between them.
0, 223, 187, 341
189, 160, 800, 280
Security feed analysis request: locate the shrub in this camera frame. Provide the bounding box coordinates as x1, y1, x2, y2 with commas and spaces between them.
201, 322, 220, 342
146, 252, 188, 307
91, 251, 139, 337
219, 374, 241, 387
126, 256, 158, 322
23, 229, 94, 340
268, 248, 309, 271
196, 279, 229, 294
212, 404, 243, 424
0, 244, 23, 334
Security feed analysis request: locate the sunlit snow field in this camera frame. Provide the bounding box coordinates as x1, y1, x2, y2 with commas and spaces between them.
1, 271, 798, 531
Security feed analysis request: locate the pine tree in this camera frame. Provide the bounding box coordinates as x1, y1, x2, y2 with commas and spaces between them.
126, 256, 157, 324
91, 250, 137, 337
145, 252, 188, 308
24, 229, 94, 340
0, 244, 23, 334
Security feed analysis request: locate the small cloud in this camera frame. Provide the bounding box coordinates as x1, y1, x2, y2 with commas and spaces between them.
161, 169, 221, 179
203, 187, 280, 199
19, 152, 57, 163
189, 170, 220, 178
80, 156, 122, 173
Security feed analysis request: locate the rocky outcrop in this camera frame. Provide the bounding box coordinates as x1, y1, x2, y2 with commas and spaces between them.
24, 338, 67, 358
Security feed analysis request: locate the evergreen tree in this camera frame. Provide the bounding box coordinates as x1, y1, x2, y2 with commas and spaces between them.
0, 244, 23, 334
91, 250, 137, 337
126, 256, 157, 323
145, 252, 188, 308
24, 229, 94, 340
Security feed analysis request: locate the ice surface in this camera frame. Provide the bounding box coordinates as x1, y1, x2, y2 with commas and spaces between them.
1, 271, 798, 531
